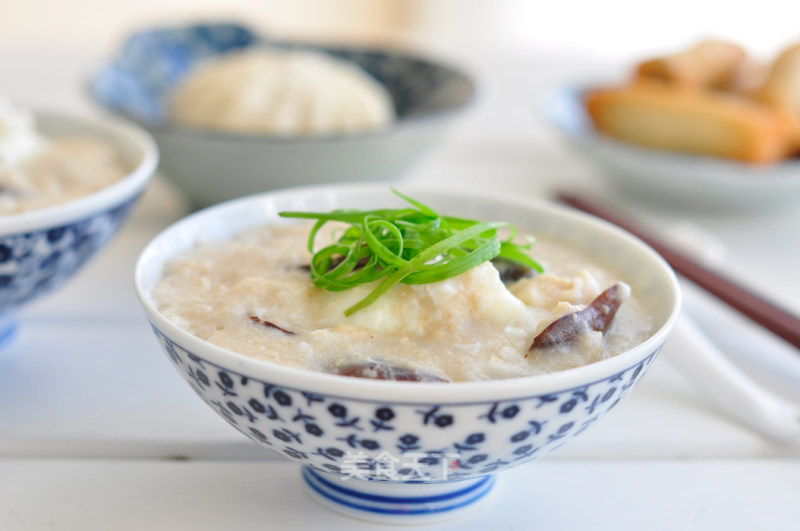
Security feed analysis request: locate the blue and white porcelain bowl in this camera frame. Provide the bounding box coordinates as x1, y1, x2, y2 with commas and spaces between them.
0, 110, 157, 346
134, 184, 680, 524
90, 23, 476, 207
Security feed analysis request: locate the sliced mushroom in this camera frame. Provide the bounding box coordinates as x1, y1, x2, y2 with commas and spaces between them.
529, 283, 629, 351
331, 361, 449, 382
491, 257, 536, 284
248, 315, 296, 335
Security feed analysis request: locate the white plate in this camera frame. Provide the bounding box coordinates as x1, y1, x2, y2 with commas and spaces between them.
543, 86, 800, 212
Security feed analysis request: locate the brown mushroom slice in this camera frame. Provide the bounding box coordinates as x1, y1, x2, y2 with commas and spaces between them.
249, 315, 295, 335
331, 361, 449, 382
530, 283, 630, 351
491, 257, 536, 284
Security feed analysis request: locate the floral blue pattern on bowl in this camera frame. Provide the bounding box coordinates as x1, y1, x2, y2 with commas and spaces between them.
152, 323, 657, 481
149, 321, 658, 520
0, 198, 137, 313
90, 23, 475, 129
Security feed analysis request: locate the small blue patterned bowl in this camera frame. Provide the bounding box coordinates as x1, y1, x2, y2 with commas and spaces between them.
134, 184, 680, 524
90, 23, 476, 207
0, 111, 157, 346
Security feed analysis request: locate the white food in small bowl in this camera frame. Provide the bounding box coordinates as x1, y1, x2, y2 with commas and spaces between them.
0, 98, 129, 214
0, 97, 44, 167
170, 49, 395, 136
91, 25, 476, 208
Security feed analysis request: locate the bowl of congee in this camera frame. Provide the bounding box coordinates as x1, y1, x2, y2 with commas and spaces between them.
135, 184, 680, 524
0, 97, 157, 346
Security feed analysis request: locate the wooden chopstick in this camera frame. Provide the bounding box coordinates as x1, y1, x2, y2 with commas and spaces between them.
557, 192, 800, 350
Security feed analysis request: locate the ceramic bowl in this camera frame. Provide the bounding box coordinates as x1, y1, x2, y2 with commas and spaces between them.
544, 85, 800, 212
0, 110, 157, 346
90, 23, 476, 208
134, 184, 680, 524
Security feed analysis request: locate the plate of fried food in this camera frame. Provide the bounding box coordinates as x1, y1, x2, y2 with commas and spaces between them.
546, 40, 800, 211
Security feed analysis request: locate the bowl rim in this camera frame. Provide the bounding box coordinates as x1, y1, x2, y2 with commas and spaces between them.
90, 30, 477, 142
0, 109, 159, 235
135, 183, 681, 403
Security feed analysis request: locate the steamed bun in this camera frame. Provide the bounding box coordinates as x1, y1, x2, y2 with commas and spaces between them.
170, 48, 396, 135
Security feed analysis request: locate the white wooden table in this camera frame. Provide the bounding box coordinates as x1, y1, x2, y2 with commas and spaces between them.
1, 47, 799, 530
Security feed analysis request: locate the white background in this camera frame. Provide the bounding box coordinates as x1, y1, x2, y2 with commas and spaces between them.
2, 0, 800, 61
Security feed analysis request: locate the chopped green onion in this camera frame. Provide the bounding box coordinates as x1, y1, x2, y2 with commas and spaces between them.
279, 189, 543, 315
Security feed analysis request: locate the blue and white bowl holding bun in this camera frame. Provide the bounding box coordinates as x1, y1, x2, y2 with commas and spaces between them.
90, 23, 476, 208
134, 184, 680, 524
544, 85, 800, 212
0, 109, 157, 347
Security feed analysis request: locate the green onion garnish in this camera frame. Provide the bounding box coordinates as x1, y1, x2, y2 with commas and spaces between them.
279, 190, 543, 315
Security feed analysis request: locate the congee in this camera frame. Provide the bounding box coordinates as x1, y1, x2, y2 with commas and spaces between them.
151, 195, 652, 382
0, 98, 129, 214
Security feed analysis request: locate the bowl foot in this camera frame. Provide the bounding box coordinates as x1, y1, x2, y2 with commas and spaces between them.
301, 467, 495, 524
0, 316, 18, 350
